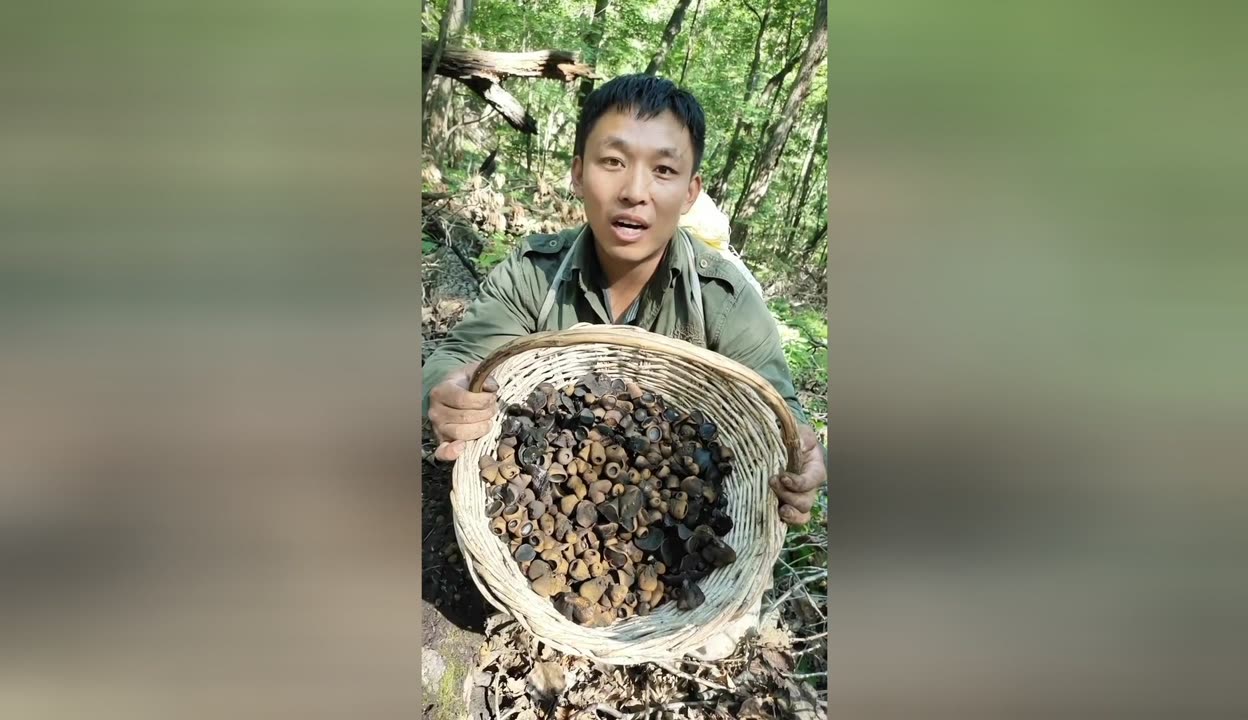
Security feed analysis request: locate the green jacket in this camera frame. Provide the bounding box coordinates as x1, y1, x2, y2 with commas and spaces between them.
422, 225, 807, 425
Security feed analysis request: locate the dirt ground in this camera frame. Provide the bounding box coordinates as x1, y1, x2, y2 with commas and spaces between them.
422, 429, 491, 720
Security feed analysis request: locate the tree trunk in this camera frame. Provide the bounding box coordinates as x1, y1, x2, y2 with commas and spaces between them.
730, 49, 803, 217
423, 0, 454, 102
784, 109, 827, 249
427, 0, 474, 163
729, 0, 827, 253
644, 0, 695, 76
706, 2, 770, 202
677, 0, 704, 85
423, 44, 598, 134
727, 7, 801, 205
802, 217, 827, 264
578, 0, 611, 108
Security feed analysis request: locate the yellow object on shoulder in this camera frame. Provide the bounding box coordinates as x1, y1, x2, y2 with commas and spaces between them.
679, 191, 731, 249
679, 193, 764, 298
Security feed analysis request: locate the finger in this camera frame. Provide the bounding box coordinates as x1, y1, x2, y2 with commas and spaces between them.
779, 470, 824, 494
432, 383, 496, 411
429, 404, 495, 426
769, 477, 815, 512
434, 440, 465, 462
449, 362, 498, 394
436, 420, 493, 443
779, 504, 811, 526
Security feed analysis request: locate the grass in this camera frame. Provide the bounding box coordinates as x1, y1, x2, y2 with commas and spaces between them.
431, 656, 467, 720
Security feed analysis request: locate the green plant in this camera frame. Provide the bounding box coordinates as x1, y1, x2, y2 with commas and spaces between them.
474, 232, 514, 274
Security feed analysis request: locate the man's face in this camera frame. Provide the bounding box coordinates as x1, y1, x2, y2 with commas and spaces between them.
572, 108, 702, 268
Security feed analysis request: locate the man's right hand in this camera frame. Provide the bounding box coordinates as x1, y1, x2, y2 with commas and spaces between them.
428, 361, 499, 462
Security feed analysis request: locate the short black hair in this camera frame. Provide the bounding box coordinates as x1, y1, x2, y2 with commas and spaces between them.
574, 74, 706, 174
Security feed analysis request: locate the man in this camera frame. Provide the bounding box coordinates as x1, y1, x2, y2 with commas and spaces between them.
424, 74, 824, 525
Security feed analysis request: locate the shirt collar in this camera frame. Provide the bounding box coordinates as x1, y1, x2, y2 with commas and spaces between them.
566, 224, 691, 290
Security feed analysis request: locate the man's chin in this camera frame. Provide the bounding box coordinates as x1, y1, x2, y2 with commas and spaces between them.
592, 226, 670, 263
596, 242, 654, 267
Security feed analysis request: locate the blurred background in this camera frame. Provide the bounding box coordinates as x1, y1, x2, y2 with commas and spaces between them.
826, 0, 1248, 716
1, 1, 422, 717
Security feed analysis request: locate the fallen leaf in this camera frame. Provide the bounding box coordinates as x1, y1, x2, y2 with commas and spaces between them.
761, 648, 792, 673
739, 696, 771, 719
529, 661, 567, 698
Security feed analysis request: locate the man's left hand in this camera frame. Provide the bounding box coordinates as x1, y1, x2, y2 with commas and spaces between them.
768, 424, 826, 526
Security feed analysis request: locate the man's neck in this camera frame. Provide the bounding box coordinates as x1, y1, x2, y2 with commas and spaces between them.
595, 242, 668, 296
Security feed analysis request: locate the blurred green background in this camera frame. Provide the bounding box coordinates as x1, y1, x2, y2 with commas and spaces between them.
1, 1, 415, 316
826, 0, 1248, 716
1, 2, 422, 718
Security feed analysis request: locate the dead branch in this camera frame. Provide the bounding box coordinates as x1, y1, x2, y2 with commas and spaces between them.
423, 43, 599, 134
426, 214, 483, 286
654, 661, 731, 693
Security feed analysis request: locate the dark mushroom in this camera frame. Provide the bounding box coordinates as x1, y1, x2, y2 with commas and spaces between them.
598, 498, 621, 524
575, 500, 598, 529
676, 580, 705, 611
634, 528, 664, 552
619, 486, 644, 519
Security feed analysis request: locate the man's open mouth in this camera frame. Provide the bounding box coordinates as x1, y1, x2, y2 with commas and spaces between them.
612, 217, 649, 231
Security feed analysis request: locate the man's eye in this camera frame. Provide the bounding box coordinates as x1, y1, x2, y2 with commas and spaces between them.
603, 157, 623, 168
657, 165, 676, 176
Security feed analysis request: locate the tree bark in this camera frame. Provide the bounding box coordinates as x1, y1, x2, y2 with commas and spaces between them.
785, 109, 827, 250
423, 0, 454, 102
644, 0, 695, 76
426, 0, 474, 162
578, 0, 612, 108
729, 0, 827, 252
731, 49, 803, 216
423, 44, 598, 134
706, 1, 771, 203
802, 217, 827, 264
677, 0, 704, 85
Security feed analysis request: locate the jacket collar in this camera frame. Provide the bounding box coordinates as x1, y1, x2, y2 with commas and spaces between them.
565, 224, 691, 291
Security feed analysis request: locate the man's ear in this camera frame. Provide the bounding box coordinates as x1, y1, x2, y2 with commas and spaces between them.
571, 156, 584, 198
681, 173, 703, 215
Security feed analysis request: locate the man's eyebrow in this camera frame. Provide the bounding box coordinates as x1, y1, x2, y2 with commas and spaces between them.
601, 135, 631, 151
600, 136, 685, 161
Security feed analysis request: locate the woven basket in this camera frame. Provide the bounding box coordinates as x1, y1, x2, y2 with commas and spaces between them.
450, 325, 802, 665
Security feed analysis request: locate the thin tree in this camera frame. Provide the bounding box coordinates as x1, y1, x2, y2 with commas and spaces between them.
706, 0, 772, 203
730, 0, 827, 252
784, 109, 827, 249
677, 0, 705, 85
644, 0, 696, 76
578, 0, 612, 108
426, 0, 475, 164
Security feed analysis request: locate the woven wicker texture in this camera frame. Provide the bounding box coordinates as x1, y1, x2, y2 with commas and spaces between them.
450, 325, 797, 664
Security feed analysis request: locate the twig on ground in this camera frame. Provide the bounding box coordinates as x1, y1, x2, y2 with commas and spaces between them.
792, 643, 825, 657
654, 661, 730, 693
795, 629, 827, 643
429, 215, 483, 285
764, 568, 827, 616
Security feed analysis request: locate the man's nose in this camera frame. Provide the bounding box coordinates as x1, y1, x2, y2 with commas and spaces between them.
619, 166, 649, 205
